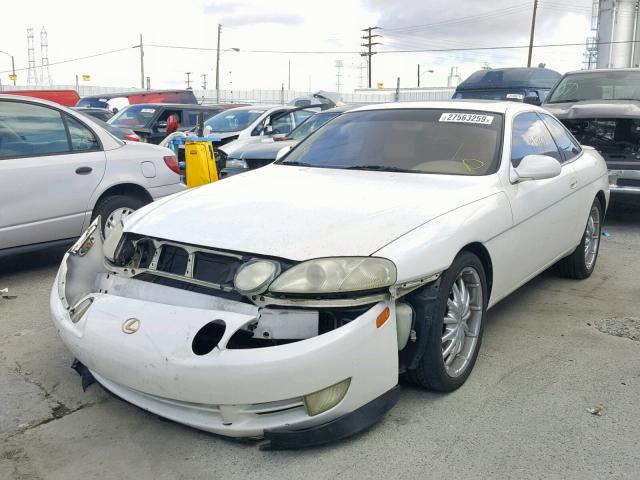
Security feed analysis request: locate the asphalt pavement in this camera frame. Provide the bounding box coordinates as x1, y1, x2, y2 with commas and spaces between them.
1, 205, 639, 480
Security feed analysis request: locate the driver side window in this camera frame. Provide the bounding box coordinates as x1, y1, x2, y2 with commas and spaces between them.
270, 112, 293, 135
511, 112, 562, 167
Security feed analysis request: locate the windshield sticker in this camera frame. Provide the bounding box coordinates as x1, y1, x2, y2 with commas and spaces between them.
439, 113, 494, 125
140, 108, 156, 114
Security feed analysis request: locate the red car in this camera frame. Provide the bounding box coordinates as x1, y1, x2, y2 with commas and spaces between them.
2, 89, 80, 106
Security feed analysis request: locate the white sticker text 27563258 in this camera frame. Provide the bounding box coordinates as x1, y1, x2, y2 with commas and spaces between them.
439, 113, 494, 125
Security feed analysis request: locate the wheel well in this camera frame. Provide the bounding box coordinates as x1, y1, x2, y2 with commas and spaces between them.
461, 242, 493, 298
596, 190, 607, 211
94, 183, 152, 211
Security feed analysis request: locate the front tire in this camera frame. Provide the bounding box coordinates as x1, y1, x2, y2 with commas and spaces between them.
92, 195, 146, 237
406, 251, 487, 392
553, 197, 602, 280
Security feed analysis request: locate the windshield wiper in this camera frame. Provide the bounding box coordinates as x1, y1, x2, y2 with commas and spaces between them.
281, 161, 315, 167
344, 165, 420, 173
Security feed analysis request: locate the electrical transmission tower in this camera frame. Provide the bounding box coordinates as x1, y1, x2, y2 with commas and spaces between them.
360, 26, 381, 88
40, 27, 52, 86
27, 28, 38, 86
334, 60, 343, 92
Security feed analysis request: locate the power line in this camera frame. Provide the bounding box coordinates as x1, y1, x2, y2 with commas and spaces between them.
0, 46, 135, 74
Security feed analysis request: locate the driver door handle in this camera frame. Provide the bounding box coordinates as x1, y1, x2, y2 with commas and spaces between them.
75, 166, 93, 175
570, 178, 578, 189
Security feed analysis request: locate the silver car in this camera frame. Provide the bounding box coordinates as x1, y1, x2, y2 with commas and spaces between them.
0, 95, 186, 256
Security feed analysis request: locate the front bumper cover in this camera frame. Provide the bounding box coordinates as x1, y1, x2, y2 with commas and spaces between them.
50, 230, 400, 444
609, 169, 640, 195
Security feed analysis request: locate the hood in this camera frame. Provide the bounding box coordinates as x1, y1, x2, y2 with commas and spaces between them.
125, 165, 499, 261
544, 100, 640, 119
235, 140, 298, 161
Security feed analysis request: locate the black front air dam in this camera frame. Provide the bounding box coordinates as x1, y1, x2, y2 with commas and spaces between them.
261, 385, 400, 450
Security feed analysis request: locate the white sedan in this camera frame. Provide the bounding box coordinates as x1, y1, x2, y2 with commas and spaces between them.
50, 101, 608, 449
0, 95, 185, 256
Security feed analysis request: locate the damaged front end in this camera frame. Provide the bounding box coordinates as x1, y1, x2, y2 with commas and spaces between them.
560, 117, 640, 195
51, 218, 428, 446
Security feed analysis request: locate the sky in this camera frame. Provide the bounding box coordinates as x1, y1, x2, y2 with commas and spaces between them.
0, 0, 594, 93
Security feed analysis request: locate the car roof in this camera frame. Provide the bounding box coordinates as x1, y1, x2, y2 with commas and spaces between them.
563, 67, 640, 75
456, 67, 561, 91
123, 103, 222, 109
349, 100, 541, 115
321, 105, 356, 113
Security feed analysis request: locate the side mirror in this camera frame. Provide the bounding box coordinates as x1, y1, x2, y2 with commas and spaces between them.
262, 125, 274, 136
523, 95, 542, 106
512, 155, 561, 182
275, 145, 292, 160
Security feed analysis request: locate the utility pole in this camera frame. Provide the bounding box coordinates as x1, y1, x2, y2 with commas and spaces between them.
288, 59, 291, 90
361, 26, 381, 88
417, 64, 420, 87
527, 0, 538, 67
201, 73, 208, 90
216, 23, 221, 103
185, 72, 192, 88
139, 34, 145, 89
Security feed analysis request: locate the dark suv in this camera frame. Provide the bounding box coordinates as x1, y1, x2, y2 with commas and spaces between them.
108, 104, 227, 144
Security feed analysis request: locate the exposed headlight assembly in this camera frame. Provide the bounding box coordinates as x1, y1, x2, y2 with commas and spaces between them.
269, 257, 396, 295
234, 260, 281, 295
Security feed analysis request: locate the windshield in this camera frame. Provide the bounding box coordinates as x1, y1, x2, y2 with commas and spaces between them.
76, 97, 109, 108
288, 112, 340, 141
109, 105, 157, 129
547, 71, 640, 103
280, 109, 503, 176
204, 109, 266, 133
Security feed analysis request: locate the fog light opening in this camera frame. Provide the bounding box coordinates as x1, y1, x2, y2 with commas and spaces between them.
303, 378, 351, 416
192, 320, 226, 356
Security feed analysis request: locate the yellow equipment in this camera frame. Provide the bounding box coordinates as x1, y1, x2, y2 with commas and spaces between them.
185, 140, 219, 188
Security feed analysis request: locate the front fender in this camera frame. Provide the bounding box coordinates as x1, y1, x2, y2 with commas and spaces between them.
375, 192, 512, 301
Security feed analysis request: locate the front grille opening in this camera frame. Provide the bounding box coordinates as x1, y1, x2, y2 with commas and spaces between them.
618, 179, 640, 188
157, 245, 189, 274
192, 320, 226, 355
192, 252, 240, 284
136, 239, 156, 269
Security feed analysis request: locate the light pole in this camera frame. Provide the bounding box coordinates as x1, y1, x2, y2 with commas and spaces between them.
215, 47, 240, 103
214, 24, 240, 103
0, 50, 16, 86
417, 65, 434, 88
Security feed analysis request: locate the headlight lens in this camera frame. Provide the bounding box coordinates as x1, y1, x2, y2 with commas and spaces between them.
269, 257, 396, 294
225, 158, 248, 169
234, 260, 280, 295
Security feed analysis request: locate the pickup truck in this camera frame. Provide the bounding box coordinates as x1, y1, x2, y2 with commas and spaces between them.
544, 68, 640, 202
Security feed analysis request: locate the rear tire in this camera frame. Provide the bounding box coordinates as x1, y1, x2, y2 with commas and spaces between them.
92, 195, 146, 237
406, 251, 487, 392
553, 198, 602, 280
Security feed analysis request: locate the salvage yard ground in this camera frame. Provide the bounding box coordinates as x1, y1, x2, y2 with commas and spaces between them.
1, 205, 639, 480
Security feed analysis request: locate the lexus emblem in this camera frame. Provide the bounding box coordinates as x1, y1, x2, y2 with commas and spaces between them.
122, 318, 141, 334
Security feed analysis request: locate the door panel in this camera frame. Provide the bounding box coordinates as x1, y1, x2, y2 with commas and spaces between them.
0, 101, 106, 249
502, 112, 581, 285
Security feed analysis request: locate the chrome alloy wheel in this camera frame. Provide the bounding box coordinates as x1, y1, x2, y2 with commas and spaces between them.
442, 267, 483, 377
584, 204, 601, 271
105, 207, 134, 236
